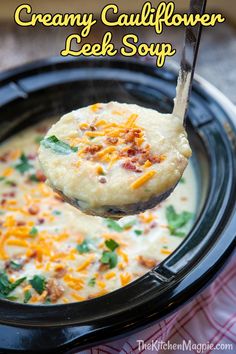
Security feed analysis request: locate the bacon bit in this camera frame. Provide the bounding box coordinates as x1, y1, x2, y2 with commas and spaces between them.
126, 148, 136, 157
137, 255, 157, 268
5, 258, 23, 272
46, 278, 64, 303
124, 130, 136, 143
98, 176, 107, 184
36, 126, 48, 134
150, 155, 166, 164
98, 263, 110, 272
37, 218, 45, 225
0, 152, 10, 163
1, 199, 6, 206
150, 221, 157, 229
28, 204, 40, 215
17, 221, 26, 226
27, 153, 37, 160
35, 170, 46, 182
84, 145, 102, 155
2, 192, 15, 198
54, 265, 67, 278
121, 160, 142, 172
89, 124, 96, 131
106, 137, 118, 145
54, 193, 64, 202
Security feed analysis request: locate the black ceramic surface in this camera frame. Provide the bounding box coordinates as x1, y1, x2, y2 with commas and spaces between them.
0, 57, 235, 353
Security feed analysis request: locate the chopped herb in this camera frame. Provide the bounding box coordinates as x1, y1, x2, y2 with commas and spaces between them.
180, 177, 186, 184
105, 239, 119, 252
76, 240, 90, 254
100, 251, 118, 269
52, 210, 61, 215
35, 136, 43, 144
5, 180, 16, 187
29, 226, 38, 237
88, 277, 96, 287
0, 177, 16, 186
0, 211, 5, 215
166, 205, 193, 237
9, 260, 22, 270
29, 275, 46, 295
106, 219, 123, 232
24, 290, 32, 303
0, 272, 26, 297
41, 136, 78, 154
29, 174, 40, 182
134, 229, 143, 236
15, 154, 33, 174
5, 295, 18, 301
163, 245, 168, 249
44, 297, 51, 304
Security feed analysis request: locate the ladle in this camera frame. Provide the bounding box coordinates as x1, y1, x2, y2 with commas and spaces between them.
41, 0, 207, 218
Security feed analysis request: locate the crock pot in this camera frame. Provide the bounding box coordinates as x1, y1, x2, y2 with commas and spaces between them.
0, 57, 235, 353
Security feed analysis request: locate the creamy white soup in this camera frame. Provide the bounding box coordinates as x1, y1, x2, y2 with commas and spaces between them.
0, 118, 196, 304
39, 102, 192, 217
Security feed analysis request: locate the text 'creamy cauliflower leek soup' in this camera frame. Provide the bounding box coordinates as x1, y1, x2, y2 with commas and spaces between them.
39, 102, 192, 217
0, 115, 196, 305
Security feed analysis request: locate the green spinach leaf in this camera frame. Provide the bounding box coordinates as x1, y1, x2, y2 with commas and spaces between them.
41, 136, 78, 154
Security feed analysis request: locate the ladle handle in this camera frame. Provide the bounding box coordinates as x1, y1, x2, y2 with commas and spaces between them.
173, 0, 207, 123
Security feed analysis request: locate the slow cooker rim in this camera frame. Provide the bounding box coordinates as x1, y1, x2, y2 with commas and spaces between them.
0, 57, 235, 335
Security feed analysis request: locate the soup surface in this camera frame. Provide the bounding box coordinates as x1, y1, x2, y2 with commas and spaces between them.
39, 102, 192, 217
0, 118, 196, 304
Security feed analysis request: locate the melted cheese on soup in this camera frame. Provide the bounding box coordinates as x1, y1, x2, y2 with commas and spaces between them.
39, 102, 192, 216
0, 119, 196, 304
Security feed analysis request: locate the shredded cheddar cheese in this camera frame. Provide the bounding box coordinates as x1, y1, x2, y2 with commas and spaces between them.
131, 170, 157, 189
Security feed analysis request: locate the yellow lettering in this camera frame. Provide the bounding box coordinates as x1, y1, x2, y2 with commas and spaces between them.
121, 34, 138, 56
61, 32, 117, 57
14, 4, 32, 26
101, 4, 119, 26
61, 34, 82, 56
